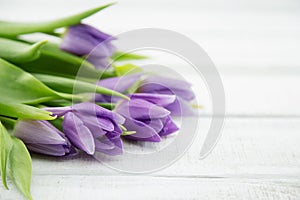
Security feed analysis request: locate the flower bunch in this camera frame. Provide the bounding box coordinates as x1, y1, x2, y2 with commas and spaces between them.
0, 3, 196, 199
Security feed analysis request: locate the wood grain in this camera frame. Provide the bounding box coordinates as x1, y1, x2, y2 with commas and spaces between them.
2, 176, 300, 200
26, 118, 300, 177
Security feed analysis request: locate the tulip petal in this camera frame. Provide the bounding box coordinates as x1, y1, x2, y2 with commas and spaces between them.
142, 75, 192, 90
95, 138, 115, 150
60, 24, 116, 58
159, 116, 179, 136
60, 27, 97, 56
77, 113, 115, 132
139, 75, 195, 101
142, 119, 164, 133
45, 107, 72, 117
80, 117, 108, 138
63, 112, 95, 155
14, 120, 66, 145
130, 93, 176, 106
95, 74, 142, 103
84, 23, 116, 41
106, 132, 123, 148
87, 56, 110, 70
166, 97, 196, 116
95, 134, 123, 156
13, 120, 74, 156
123, 117, 161, 142
89, 41, 116, 58
98, 74, 141, 92
26, 143, 69, 157
116, 99, 170, 120
72, 102, 125, 124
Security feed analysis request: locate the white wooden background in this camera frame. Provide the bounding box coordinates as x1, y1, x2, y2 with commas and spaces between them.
1, 0, 300, 199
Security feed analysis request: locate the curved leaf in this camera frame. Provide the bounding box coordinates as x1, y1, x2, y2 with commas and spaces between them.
0, 102, 56, 120
0, 58, 60, 104
0, 3, 115, 37
0, 38, 47, 63
19, 43, 114, 79
111, 51, 148, 62
0, 122, 12, 190
8, 136, 33, 200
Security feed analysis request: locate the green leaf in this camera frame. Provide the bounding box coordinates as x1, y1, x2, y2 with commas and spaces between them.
0, 58, 83, 104
8, 136, 33, 200
41, 42, 95, 69
0, 58, 60, 104
0, 122, 33, 199
34, 73, 130, 100
0, 3, 115, 38
0, 38, 47, 63
19, 43, 115, 79
111, 51, 148, 62
0, 122, 13, 190
0, 101, 56, 120
114, 64, 143, 76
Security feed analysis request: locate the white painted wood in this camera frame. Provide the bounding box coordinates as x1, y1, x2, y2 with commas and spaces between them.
26, 118, 300, 177
1, 0, 300, 69
2, 118, 300, 199
177, 73, 300, 116
2, 176, 300, 200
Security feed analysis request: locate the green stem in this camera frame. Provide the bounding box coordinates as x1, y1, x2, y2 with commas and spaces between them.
56, 92, 85, 102
34, 74, 130, 100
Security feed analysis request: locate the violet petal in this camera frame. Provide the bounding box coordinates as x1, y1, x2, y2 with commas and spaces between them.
116, 99, 170, 120
63, 112, 95, 155
122, 117, 161, 142
14, 120, 66, 145
130, 93, 176, 107
159, 116, 179, 136
72, 102, 125, 125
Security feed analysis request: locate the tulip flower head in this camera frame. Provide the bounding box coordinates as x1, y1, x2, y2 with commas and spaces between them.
47, 102, 125, 156
138, 75, 196, 116
95, 74, 142, 103
14, 120, 75, 156
60, 23, 116, 69
115, 98, 179, 142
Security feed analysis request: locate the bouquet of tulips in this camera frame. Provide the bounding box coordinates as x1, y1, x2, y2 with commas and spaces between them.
0, 3, 196, 199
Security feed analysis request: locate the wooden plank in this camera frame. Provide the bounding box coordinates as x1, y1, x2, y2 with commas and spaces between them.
1, 176, 300, 200
220, 74, 300, 116
1, 1, 300, 69
26, 118, 300, 177
175, 73, 300, 116
0, 118, 293, 200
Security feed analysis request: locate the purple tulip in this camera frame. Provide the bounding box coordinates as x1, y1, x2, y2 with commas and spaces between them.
47, 102, 125, 156
115, 98, 179, 142
14, 120, 75, 156
138, 75, 196, 116
95, 74, 142, 103
59, 23, 116, 69
129, 93, 176, 107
